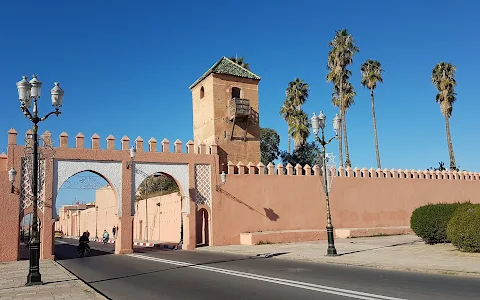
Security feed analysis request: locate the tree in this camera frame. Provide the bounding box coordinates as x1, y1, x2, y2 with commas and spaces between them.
428, 161, 460, 172
229, 56, 250, 70
431, 62, 457, 170
332, 77, 355, 169
136, 175, 179, 200
260, 128, 281, 165
361, 59, 384, 169
280, 98, 295, 154
280, 142, 323, 173
326, 29, 359, 168
280, 78, 310, 153
288, 109, 310, 151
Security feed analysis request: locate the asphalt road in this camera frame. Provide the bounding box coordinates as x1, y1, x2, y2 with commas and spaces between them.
54, 238, 479, 300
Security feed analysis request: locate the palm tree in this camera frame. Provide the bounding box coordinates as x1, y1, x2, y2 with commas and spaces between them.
286, 78, 310, 110
229, 56, 250, 70
280, 98, 295, 153
286, 78, 310, 150
326, 29, 359, 168
288, 109, 310, 150
431, 62, 457, 170
280, 78, 310, 152
328, 65, 355, 168
360, 59, 384, 169
332, 80, 355, 167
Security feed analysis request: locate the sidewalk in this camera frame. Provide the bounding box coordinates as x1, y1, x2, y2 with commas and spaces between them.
0, 260, 106, 299
197, 235, 480, 277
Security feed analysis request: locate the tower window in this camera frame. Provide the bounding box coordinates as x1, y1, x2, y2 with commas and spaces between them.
232, 87, 241, 99
200, 86, 205, 99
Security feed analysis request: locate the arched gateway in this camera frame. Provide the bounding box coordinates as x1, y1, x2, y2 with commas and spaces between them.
0, 56, 263, 261
1, 129, 219, 260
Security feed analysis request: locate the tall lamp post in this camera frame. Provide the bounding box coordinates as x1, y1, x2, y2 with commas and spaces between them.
14, 75, 64, 285
311, 111, 341, 256
95, 206, 99, 239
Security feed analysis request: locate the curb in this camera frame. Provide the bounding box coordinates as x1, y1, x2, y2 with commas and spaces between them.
64, 236, 179, 249
154, 243, 180, 250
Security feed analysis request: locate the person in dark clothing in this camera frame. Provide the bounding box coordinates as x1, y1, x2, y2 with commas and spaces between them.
78, 232, 90, 256
112, 226, 116, 238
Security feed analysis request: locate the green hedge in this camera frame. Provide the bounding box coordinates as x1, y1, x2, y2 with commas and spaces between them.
410, 202, 471, 244
447, 204, 480, 253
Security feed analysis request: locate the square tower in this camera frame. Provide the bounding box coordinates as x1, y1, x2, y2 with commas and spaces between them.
190, 57, 261, 170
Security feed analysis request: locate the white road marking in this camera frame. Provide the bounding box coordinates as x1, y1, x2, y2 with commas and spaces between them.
55, 240, 68, 244
127, 254, 408, 300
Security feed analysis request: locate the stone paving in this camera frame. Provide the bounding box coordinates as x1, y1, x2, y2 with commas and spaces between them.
0, 260, 106, 299
197, 234, 480, 277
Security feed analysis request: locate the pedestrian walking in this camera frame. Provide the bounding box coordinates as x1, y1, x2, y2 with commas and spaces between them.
112, 226, 116, 238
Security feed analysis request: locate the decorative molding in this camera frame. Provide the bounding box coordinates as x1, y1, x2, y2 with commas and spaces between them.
20, 157, 46, 213
53, 160, 123, 216
194, 164, 212, 207
133, 163, 190, 216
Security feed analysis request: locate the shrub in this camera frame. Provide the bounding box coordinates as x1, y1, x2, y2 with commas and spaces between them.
410, 202, 471, 244
447, 204, 480, 253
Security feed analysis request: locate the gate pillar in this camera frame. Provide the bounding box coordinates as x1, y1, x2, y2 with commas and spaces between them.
116, 216, 134, 254
41, 157, 54, 259
115, 160, 134, 254
0, 137, 21, 262
182, 163, 197, 250
40, 217, 54, 259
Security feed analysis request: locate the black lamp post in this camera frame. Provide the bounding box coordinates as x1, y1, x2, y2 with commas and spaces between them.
311, 111, 341, 256
15, 75, 64, 285
95, 206, 99, 239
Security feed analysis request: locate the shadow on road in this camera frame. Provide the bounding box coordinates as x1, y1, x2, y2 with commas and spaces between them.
337, 239, 423, 256
55, 243, 113, 260
87, 251, 290, 284
134, 247, 176, 254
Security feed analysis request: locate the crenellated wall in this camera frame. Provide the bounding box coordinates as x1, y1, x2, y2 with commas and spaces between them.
0, 128, 219, 262
16, 129, 219, 154
3, 127, 480, 254
224, 160, 480, 180
211, 160, 480, 245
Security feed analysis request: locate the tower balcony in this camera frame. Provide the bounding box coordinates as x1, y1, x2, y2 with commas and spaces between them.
229, 98, 250, 121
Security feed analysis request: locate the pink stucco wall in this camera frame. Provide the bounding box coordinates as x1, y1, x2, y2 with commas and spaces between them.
55, 186, 182, 243
3, 127, 480, 261
0, 170, 20, 261
133, 193, 182, 243
55, 186, 118, 238
55, 191, 182, 243
210, 162, 480, 246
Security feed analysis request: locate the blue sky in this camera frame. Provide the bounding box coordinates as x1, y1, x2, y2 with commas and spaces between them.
1, 0, 479, 209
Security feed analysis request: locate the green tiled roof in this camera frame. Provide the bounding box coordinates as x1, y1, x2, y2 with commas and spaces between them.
189, 56, 261, 89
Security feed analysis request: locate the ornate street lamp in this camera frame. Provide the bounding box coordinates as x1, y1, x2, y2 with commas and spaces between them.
95, 206, 99, 239
15, 75, 64, 285
126, 146, 136, 169
311, 111, 341, 256
215, 169, 227, 191
8, 168, 17, 193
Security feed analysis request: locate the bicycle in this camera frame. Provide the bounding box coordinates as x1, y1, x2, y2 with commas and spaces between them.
77, 241, 90, 258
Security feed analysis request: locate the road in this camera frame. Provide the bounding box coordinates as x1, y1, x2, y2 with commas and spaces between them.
54, 238, 479, 300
